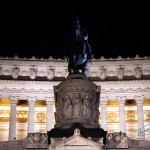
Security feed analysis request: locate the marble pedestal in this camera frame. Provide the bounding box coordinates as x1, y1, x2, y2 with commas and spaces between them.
48, 74, 107, 147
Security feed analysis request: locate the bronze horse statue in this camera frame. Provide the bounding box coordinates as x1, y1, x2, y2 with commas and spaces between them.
65, 17, 94, 74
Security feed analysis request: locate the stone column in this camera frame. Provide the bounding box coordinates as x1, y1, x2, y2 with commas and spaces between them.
9, 96, 19, 141
27, 96, 36, 133
100, 97, 108, 131
135, 95, 145, 140
45, 97, 53, 131
117, 96, 126, 133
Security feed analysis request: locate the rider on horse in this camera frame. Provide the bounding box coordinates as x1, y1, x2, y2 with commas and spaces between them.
65, 17, 94, 74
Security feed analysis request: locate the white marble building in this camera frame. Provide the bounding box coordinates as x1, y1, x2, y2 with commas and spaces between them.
0, 55, 150, 141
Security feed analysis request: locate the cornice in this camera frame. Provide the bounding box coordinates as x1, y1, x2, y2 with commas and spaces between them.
0, 87, 54, 94
0, 54, 150, 61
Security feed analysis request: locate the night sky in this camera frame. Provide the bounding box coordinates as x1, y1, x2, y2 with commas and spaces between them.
0, 1, 149, 59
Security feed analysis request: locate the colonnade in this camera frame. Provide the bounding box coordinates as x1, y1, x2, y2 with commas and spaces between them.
100, 95, 145, 140
8, 96, 53, 141
8, 95, 146, 141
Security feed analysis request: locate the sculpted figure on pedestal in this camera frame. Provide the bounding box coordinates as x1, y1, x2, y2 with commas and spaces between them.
118, 66, 124, 79
100, 66, 106, 80
64, 17, 94, 74
30, 67, 37, 79
135, 65, 142, 79
47, 67, 54, 80
12, 66, 19, 79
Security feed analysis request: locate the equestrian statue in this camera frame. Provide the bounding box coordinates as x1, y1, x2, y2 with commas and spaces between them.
64, 17, 94, 74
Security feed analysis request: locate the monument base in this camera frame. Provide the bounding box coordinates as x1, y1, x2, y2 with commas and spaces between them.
47, 128, 104, 150
47, 123, 107, 144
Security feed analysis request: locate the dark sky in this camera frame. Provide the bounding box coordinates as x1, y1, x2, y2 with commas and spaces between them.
0, 1, 149, 58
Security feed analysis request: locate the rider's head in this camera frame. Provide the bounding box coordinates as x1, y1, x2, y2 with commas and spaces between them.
81, 30, 88, 41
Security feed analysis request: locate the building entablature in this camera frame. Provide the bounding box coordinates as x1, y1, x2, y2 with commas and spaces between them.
0, 56, 150, 81
0, 79, 150, 100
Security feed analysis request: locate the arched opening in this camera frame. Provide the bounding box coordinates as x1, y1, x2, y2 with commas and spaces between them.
34, 100, 47, 133
107, 100, 119, 133
0, 98, 10, 141
16, 100, 28, 140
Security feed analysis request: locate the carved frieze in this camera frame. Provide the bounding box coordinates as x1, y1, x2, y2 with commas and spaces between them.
54, 74, 100, 128
0, 87, 53, 94
0, 57, 150, 80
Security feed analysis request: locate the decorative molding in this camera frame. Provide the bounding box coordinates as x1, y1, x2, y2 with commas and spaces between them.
45, 97, 54, 105
9, 96, 19, 105
27, 96, 37, 105
0, 57, 150, 79
0, 87, 53, 94
100, 97, 109, 105
101, 87, 150, 94
116, 96, 126, 104
135, 95, 145, 104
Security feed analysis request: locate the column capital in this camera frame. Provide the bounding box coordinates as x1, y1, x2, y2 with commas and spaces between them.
27, 96, 36, 105
45, 97, 54, 105
116, 96, 126, 104
135, 95, 144, 104
100, 96, 109, 105
9, 96, 19, 105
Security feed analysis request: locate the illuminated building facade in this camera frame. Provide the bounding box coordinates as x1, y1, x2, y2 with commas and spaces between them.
0, 55, 150, 141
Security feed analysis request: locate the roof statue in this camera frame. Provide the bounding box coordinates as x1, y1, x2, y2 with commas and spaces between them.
64, 17, 94, 74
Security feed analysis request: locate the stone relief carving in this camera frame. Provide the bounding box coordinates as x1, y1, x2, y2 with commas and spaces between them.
30, 66, 37, 79
12, 66, 20, 79
26, 133, 48, 148
63, 94, 73, 118
28, 133, 47, 144
82, 94, 91, 118
72, 94, 82, 117
106, 132, 128, 149
55, 90, 100, 128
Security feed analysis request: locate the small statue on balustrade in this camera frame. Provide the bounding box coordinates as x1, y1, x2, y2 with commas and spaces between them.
12, 66, 19, 79
30, 66, 37, 79
47, 67, 54, 80
118, 66, 124, 80
135, 65, 142, 79
100, 66, 106, 80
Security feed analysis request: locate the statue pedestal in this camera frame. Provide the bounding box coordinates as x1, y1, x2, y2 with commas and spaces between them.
54, 74, 100, 129
48, 74, 106, 145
